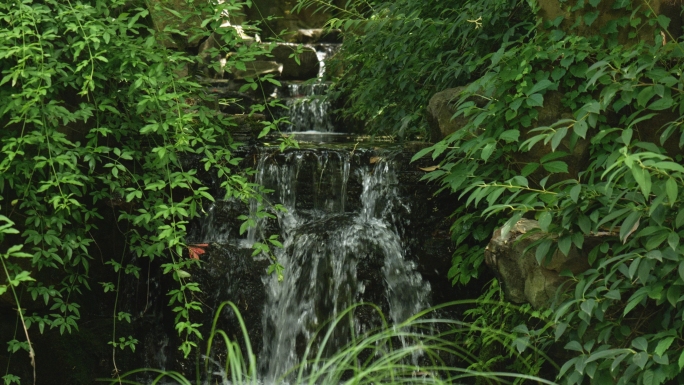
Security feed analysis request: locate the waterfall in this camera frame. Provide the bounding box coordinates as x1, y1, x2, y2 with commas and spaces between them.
255, 149, 430, 381
280, 44, 340, 133
133, 36, 443, 384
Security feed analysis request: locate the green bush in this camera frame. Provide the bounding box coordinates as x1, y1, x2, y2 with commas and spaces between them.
296, 0, 534, 138
0, 0, 287, 382
308, 0, 684, 383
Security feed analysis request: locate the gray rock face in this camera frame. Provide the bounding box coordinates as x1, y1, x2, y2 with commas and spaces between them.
484, 219, 591, 308
426, 86, 487, 142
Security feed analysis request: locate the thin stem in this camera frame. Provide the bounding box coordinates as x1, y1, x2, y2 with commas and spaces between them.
110, 242, 128, 385
0, 257, 36, 385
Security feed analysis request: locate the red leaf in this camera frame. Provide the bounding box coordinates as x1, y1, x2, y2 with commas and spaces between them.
187, 244, 209, 260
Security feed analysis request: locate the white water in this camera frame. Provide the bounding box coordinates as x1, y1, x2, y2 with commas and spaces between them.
254, 150, 430, 382
282, 44, 340, 132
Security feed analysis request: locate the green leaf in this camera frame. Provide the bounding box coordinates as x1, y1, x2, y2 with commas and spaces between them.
677, 207, 684, 228
605, 290, 621, 300
655, 161, 684, 173
521, 163, 540, 176
645, 231, 668, 250
411, 145, 436, 162
565, 340, 584, 352
550, 126, 568, 151
637, 86, 656, 107
558, 235, 572, 256
633, 351, 648, 369
539, 211, 552, 231
584, 11, 599, 26
570, 184, 581, 203
619, 211, 641, 242
586, 348, 627, 363
264, 77, 282, 87
679, 349, 684, 369
621, 128, 633, 145
574, 119, 588, 138
668, 231, 679, 251
631, 167, 652, 197
526, 79, 553, 96
666, 178, 678, 204
632, 337, 648, 352
499, 130, 520, 143
505, 109, 517, 121
649, 97, 673, 111
535, 239, 553, 264
526, 93, 544, 107
258, 126, 270, 139
655, 337, 675, 356
481, 143, 495, 161
642, 369, 655, 385
543, 161, 568, 173
667, 285, 681, 306
580, 298, 595, 315
657, 14, 671, 29
578, 215, 592, 234
624, 289, 645, 315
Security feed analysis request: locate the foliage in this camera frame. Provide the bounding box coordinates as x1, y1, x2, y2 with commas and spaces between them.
296, 0, 534, 138
409, 0, 684, 384
461, 280, 555, 382
0, 0, 288, 381
107, 300, 556, 385
304, 0, 684, 383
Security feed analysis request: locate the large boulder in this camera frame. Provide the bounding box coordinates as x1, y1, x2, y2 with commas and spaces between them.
270, 44, 320, 80
484, 219, 592, 308
426, 86, 488, 142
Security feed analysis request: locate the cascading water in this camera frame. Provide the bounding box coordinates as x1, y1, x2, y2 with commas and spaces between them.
255, 148, 430, 381
133, 35, 447, 384
279, 44, 339, 132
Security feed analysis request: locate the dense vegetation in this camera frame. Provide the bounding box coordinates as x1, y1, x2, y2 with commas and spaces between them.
4, 0, 684, 384
0, 1, 289, 383
307, 0, 684, 383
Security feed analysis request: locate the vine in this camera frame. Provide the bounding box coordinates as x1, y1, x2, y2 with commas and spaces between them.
0, 0, 290, 382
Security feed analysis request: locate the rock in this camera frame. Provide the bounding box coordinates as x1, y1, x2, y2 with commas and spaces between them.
426, 86, 487, 142
269, 44, 320, 80
484, 219, 592, 308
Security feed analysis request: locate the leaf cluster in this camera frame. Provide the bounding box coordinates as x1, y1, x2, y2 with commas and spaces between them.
0, 0, 288, 378
303, 0, 534, 138
410, 1, 684, 383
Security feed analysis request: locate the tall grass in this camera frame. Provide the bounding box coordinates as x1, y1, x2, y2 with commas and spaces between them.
104, 300, 558, 385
